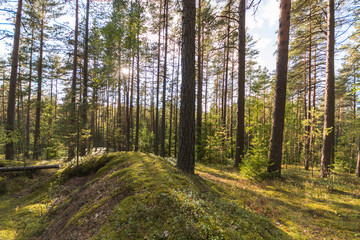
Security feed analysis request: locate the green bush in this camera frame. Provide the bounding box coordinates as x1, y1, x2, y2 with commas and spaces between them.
0, 176, 6, 193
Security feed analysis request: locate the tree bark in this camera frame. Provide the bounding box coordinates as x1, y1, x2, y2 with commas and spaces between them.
168, 57, 175, 156
177, 0, 196, 173
174, 46, 181, 157
25, 29, 34, 159
80, 0, 90, 156
154, 0, 162, 155
5, 0, 23, 160
33, 8, 45, 160
135, 47, 140, 151
129, 54, 135, 150
161, 0, 169, 157
222, 0, 231, 128
0, 165, 60, 172
235, 0, 246, 168
268, 0, 291, 177
117, 48, 122, 151
304, 1, 312, 171
68, 0, 79, 160
320, 0, 335, 178
356, 143, 360, 177
196, 0, 203, 160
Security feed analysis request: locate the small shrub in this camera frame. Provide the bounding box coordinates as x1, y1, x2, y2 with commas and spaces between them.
0, 176, 6, 193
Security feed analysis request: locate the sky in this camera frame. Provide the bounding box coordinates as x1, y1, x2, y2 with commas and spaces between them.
246, 0, 280, 72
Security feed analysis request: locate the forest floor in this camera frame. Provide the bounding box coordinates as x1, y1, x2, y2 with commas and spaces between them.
0, 152, 359, 239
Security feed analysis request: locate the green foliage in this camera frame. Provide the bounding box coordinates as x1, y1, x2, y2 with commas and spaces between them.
334, 117, 360, 173
138, 124, 154, 153
241, 98, 271, 180
204, 126, 229, 164
241, 146, 270, 180
0, 159, 24, 167
0, 176, 6, 193
0, 126, 6, 154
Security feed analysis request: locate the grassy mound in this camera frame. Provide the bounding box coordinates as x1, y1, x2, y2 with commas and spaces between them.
42, 152, 289, 240
1, 152, 359, 239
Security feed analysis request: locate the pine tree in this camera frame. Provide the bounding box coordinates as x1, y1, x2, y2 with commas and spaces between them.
177, 0, 196, 173
320, 0, 335, 178
268, 0, 291, 177
5, 0, 23, 160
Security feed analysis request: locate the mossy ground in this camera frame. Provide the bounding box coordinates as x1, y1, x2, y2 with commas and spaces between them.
0, 152, 359, 239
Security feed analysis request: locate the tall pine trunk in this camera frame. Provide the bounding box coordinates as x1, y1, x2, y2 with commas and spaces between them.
135, 47, 140, 151
154, 0, 162, 155
80, 0, 90, 156
33, 9, 45, 160
168, 57, 175, 156
177, 0, 196, 173
235, 0, 246, 168
5, 0, 23, 160
304, 1, 313, 171
268, 0, 291, 177
161, 0, 169, 157
320, 0, 335, 178
174, 46, 181, 157
68, 0, 79, 160
25, 29, 34, 159
196, 0, 203, 160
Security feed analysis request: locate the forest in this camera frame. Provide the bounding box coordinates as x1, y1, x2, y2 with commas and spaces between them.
0, 0, 360, 239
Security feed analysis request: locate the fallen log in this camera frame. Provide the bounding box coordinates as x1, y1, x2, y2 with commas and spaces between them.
0, 164, 60, 172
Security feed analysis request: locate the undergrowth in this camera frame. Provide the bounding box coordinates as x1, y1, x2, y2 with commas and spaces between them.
0, 152, 359, 240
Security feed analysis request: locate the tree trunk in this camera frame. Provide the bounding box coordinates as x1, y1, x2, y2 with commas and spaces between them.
106, 82, 110, 152
174, 46, 181, 157
161, 0, 169, 157
68, 0, 79, 160
268, 0, 291, 177
230, 56, 234, 159
5, 0, 23, 160
310, 48, 317, 169
320, 0, 335, 178
25, 29, 34, 159
304, 0, 312, 171
2, 71, 5, 124
154, 0, 162, 155
125, 61, 130, 150
130, 54, 135, 150
168, 57, 175, 156
0, 165, 60, 172
196, 0, 203, 160
33, 9, 45, 160
80, 0, 90, 156
356, 143, 360, 177
177, 0, 196, 173
222, 0, 231, 129
117, 49, 122, 151
135, 47, 140, 151
235, 0, 246, 168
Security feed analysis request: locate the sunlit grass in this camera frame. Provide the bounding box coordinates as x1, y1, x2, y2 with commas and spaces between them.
194, 162, 360, 239
0, 153, 359, 239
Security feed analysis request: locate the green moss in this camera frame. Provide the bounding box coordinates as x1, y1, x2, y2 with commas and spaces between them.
0, 160, 24, 167
66, 196, 111, 228
0, 176, 6, 193
90, 153, 289, 240
1, 152, 360, 240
